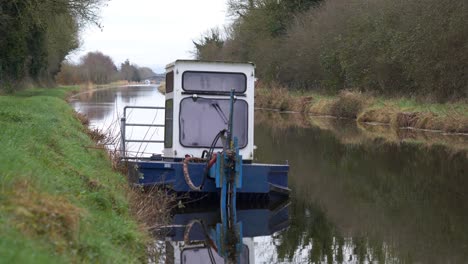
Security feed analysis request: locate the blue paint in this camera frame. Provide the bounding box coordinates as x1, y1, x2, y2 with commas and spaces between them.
160, 202, 290, 241
132, 160, 290, 196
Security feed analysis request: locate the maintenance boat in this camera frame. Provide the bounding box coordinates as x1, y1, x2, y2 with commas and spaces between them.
121, 60, 290, 201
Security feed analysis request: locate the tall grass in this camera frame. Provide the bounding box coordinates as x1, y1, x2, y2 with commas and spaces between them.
255, 83, 468, 133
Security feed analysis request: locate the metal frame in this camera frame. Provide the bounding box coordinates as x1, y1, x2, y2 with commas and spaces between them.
120, 106, 165, 159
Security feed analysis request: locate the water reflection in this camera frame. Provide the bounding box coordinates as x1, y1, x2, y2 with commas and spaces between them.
156, 200, 290, 263
70, 86, 166, 156
255, 111, 468, 263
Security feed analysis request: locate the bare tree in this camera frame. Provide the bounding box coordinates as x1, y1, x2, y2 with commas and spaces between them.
227, 0, 256, 17
80, 51, 117, 84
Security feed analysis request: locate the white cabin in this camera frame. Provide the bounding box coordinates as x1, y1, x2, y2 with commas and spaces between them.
162, 60, 255, 160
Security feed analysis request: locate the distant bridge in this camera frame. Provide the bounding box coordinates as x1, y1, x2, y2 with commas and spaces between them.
144, 74, 165, 82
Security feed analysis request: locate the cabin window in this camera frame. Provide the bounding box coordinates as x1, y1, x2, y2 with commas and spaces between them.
182, 71, 246, 93
164, 99, 173, 148
179, 98, 248, 148
165, 71, 174, 93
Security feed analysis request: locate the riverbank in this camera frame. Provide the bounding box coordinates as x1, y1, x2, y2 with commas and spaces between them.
76, 80, 131, 91
256, 111, 468, 155
0, 87, 168, 263
255, 85, 468, 134
157, 81, 166, 94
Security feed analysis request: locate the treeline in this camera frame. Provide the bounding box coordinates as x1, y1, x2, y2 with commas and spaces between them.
0, 0, 106, 93
55, 52, 156, 85
194, 0, 467, 101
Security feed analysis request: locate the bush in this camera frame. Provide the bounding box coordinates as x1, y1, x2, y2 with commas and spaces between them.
199, 0, 468, 102
329, 91, 368, 118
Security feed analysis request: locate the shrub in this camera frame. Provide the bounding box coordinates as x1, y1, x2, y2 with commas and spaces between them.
329, 91, 368, 118
202, 0, 467, 102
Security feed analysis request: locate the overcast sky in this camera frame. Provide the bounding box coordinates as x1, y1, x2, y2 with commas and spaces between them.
69, 0, 229, 73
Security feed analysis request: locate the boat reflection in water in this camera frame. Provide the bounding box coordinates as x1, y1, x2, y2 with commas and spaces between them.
156, 199, 290, 264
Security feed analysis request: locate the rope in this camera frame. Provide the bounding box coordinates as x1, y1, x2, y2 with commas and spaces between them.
183, 157, 207, 191
183, 129, 226, 191
183, 219, 205, 246
183, 219, 218, 264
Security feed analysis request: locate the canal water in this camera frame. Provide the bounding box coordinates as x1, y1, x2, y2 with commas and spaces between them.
71, 86, 468, 263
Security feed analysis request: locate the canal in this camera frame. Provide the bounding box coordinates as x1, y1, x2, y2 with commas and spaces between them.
71, 85, 468, 263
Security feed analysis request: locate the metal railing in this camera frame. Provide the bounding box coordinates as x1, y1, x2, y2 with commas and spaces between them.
120, 106, 165, 159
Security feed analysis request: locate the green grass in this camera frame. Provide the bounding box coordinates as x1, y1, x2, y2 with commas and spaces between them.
12, 86, 77, 99
370, 97, 468, 117
0, 87, 147, 263
287, 88, 468, 117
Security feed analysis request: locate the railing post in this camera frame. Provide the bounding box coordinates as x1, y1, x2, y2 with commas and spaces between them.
120, 117, 126, 159
119, 106, 165, 159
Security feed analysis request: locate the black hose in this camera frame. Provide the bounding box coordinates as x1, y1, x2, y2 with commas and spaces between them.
207, 129, 226, 159
201, 221, 218, 264
183, 219, 218, 264
196, 129, 226, 189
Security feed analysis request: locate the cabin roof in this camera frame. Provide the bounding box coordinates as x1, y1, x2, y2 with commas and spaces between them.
165, 59, 255, 69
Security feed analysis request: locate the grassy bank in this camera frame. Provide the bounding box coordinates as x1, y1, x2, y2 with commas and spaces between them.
256, 86, 468, 134
0, 87, 163, 263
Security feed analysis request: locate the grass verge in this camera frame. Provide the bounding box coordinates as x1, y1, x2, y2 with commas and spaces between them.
256, 84, 468, 133
0, 86, 167, 263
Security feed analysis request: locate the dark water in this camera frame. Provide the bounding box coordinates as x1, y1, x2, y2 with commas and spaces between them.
72, 86, 468, 263
255, 112, 468, 263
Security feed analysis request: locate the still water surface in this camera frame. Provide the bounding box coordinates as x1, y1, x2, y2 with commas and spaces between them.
71, 86, 468, 263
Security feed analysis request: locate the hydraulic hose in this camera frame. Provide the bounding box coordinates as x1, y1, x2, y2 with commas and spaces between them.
183, 157, 207, 191
183, 130, 226, 191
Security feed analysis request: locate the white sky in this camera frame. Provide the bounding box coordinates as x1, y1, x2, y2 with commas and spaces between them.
69, 0, 229, 73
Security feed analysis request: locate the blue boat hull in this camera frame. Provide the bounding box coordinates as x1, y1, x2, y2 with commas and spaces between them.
128, 160, 290, 197
160, 201, 290, 240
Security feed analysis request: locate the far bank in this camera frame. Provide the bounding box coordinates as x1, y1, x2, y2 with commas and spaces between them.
255, 85, 468, 134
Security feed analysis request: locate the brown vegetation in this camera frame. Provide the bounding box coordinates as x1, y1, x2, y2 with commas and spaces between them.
255, 85, 314, 113
128, 186, 174, 231
73, 111, 89, 126
359, 108, 468, 134
256, 84, 468, 134
357, 107, 397, 124
255, 86, 295, 111
9, 181, 84, 253
328, 91, 368, 119
158, 81, 166, 94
